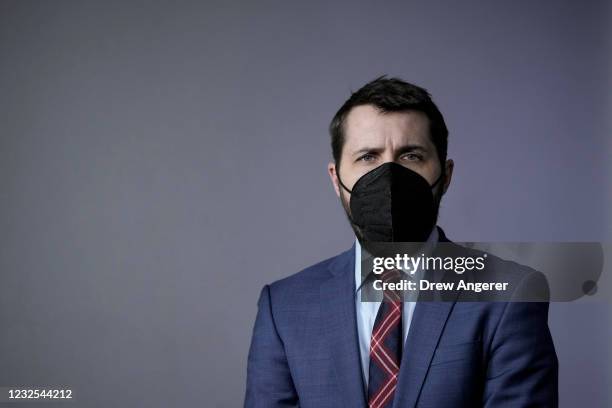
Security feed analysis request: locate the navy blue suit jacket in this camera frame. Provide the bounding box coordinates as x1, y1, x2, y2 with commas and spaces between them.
245, 229, 558, 407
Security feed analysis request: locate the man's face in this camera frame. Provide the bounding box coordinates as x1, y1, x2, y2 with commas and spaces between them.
327, 104, 453, 218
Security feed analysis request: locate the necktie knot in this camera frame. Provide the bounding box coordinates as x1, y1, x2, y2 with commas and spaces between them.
380, 269, 402, 284
379, 269, 404, 303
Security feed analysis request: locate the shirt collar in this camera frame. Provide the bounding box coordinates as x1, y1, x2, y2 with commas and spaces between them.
354, 226, 440, 293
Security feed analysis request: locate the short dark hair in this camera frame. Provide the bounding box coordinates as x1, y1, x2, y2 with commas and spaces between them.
329, 75, 448, 167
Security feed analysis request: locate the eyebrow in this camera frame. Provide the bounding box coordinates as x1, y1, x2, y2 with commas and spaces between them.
397, 144, 428, 155
351, 144, 428, 157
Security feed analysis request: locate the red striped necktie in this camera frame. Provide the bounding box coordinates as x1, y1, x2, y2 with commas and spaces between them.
367, 269, 403, 408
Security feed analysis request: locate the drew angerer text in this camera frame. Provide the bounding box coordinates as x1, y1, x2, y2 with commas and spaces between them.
373, 278, 509, 293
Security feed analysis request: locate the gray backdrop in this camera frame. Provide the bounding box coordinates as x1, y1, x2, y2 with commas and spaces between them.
1, 0, 610, 407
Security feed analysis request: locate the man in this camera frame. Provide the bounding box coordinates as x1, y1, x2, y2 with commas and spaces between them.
245, 76, 558, 407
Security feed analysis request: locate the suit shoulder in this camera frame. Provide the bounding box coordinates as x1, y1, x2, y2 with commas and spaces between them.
266, 248, 352, 305
451, 244, 539, 278
457, 245, 550, 300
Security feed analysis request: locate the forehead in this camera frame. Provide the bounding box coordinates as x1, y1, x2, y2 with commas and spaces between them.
343, 105, 432, 149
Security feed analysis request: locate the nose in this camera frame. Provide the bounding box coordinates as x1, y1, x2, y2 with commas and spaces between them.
380, 151, 396, 165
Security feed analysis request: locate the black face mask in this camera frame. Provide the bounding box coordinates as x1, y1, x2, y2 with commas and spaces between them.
337, 162, 443, 244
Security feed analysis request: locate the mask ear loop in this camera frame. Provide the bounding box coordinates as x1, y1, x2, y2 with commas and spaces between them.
430, 168, 446, 193
335, 164, 363, 230
335, 164, 354, 195
430, 171, 443, 189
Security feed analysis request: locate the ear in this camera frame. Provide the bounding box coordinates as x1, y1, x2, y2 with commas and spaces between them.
442, 159, 454, 195
327, 162, 341, 198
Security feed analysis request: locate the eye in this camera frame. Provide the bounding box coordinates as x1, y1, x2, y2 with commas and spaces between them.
357, 153, 376, 162
401, 153, 423, 161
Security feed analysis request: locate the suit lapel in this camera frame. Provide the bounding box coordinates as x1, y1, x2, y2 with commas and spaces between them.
392, 300, 456, 407
392, 226, 459, 407
320, 245, 367, 408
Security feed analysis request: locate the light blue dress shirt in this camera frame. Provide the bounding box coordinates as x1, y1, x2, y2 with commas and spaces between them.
354, 227, 439, 390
